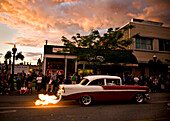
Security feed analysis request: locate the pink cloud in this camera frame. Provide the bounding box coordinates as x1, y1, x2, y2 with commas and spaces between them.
131, 0, 170, 26
132, 0, 143, 10
0, 0, 169, 49
3, 42, 14, 45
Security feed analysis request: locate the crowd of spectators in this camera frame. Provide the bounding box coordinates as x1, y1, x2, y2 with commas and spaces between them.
121, 74, 170, 92
0, 69, 170, 95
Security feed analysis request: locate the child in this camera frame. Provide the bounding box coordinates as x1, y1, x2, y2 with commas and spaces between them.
3, 82, 10, 95
20, 84, 27, 94
27, 84, 32, 94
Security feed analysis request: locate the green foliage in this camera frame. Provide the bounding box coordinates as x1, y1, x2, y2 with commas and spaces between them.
5, 51, 12, 60
61, 25, 138, 61
61, 25, 136, 51
16, 52, 24, 60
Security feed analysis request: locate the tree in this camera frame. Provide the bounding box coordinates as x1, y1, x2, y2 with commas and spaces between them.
61, 25, 138, 56
61, 25, 138, 74
5, 51, 12, 60
16, 52, 24, 61
4, 51, 12, 71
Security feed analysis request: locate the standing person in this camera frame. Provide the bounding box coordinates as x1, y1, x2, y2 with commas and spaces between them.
51, 72, 56, 90
21, 73, 25, 87
27, 83, 32, 94
36, 73, 42, 91
16, 73, 22, 91
76, 73, 81, 84
46, 76, 54, 92
71, 73, 77, 84
28, 73, 33, 88
42, 73, 47, 90
25, 74, 29, 88
58, 71, 65, 85
45, 73, 51, 92
21, 70, 26, 77
122, 74, 126, 85
134, 75, 139, 85
7, 72, 12, 88
79, 74, 83, 83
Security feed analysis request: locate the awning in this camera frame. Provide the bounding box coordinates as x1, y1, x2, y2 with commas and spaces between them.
76, 49, 138, 66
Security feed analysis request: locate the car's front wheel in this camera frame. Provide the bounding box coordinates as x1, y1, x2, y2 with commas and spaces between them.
134, 93, 144, 103
79, 95, 93, 106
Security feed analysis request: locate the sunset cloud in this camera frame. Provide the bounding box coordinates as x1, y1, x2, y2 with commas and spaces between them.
24, 52, 42, 57
131, 0, 170, 25
0, 0, 170, 52
3, 42, 15, 45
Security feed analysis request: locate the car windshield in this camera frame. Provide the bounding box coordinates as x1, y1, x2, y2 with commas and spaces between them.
79, 78, 89, 85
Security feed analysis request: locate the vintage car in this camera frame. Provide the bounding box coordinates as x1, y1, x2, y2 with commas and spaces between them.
57, 75, 150, 106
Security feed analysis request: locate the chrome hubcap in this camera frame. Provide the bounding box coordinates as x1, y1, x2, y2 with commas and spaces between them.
82, 95, 91, 105
136, 94, 144, 103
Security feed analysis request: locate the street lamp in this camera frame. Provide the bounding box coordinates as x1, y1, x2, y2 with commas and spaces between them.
152, 54, 157, 77
11, 44, 17, 91
153, 54, 157, 62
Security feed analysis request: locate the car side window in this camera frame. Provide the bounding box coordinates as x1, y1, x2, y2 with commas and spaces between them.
88, 79, 104, 86
79, 79, 89, 85
106, 79, 120, 86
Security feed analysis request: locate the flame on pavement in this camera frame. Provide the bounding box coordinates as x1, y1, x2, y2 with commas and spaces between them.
35, 94, 62, 105
35, 86, 64, 106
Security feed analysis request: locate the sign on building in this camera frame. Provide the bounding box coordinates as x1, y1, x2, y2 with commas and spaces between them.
12, 66, 29, 74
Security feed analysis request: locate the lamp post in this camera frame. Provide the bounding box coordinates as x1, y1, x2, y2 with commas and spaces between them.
153, 55, 157, 63
153, 55, 157, 77
11, 44, 17, 91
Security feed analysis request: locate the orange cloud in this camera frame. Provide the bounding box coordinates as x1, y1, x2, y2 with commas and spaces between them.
132, 0, 170, 26
3, 42, 15, 45
0, 0, 170, 49
132, 0, 143, 10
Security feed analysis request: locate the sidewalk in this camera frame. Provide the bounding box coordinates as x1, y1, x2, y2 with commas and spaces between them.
1, 87, 57, 96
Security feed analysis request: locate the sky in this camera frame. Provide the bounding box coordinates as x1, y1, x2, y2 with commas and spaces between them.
0, 0, 170, 65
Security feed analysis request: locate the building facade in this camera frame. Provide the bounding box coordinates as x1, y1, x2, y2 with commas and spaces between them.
43, 45, 77, 79
122, 18, 170, 77
43, 19, 170, 79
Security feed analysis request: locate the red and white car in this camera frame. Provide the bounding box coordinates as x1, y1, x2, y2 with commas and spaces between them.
57, 75, 150, 106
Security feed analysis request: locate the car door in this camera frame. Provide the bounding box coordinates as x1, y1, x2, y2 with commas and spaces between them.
102, 78, 130, 101
87, 78, 106, 101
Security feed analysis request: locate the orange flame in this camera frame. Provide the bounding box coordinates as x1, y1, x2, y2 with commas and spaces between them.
35, 86, 64, 106
35, 94, 62, 106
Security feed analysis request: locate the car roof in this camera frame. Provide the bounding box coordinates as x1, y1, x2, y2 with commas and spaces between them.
84, 75, 121, 81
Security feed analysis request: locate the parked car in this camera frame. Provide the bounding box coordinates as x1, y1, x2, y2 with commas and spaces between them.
57, 75, 150, 106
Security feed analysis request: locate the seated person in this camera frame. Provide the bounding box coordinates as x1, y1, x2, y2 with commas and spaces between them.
107, 81, 116, 86
27, 84, 32, 94
3, 82, 10, 94
0, 83, 4, 95
20, 84, 27, 94
98, 80, 103, 86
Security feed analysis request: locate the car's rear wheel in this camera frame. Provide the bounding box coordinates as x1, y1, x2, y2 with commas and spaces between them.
134, 93, 144, 103
79, 95, 93, 106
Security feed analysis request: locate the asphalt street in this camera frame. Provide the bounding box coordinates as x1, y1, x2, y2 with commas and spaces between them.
0, 92, 170, 121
